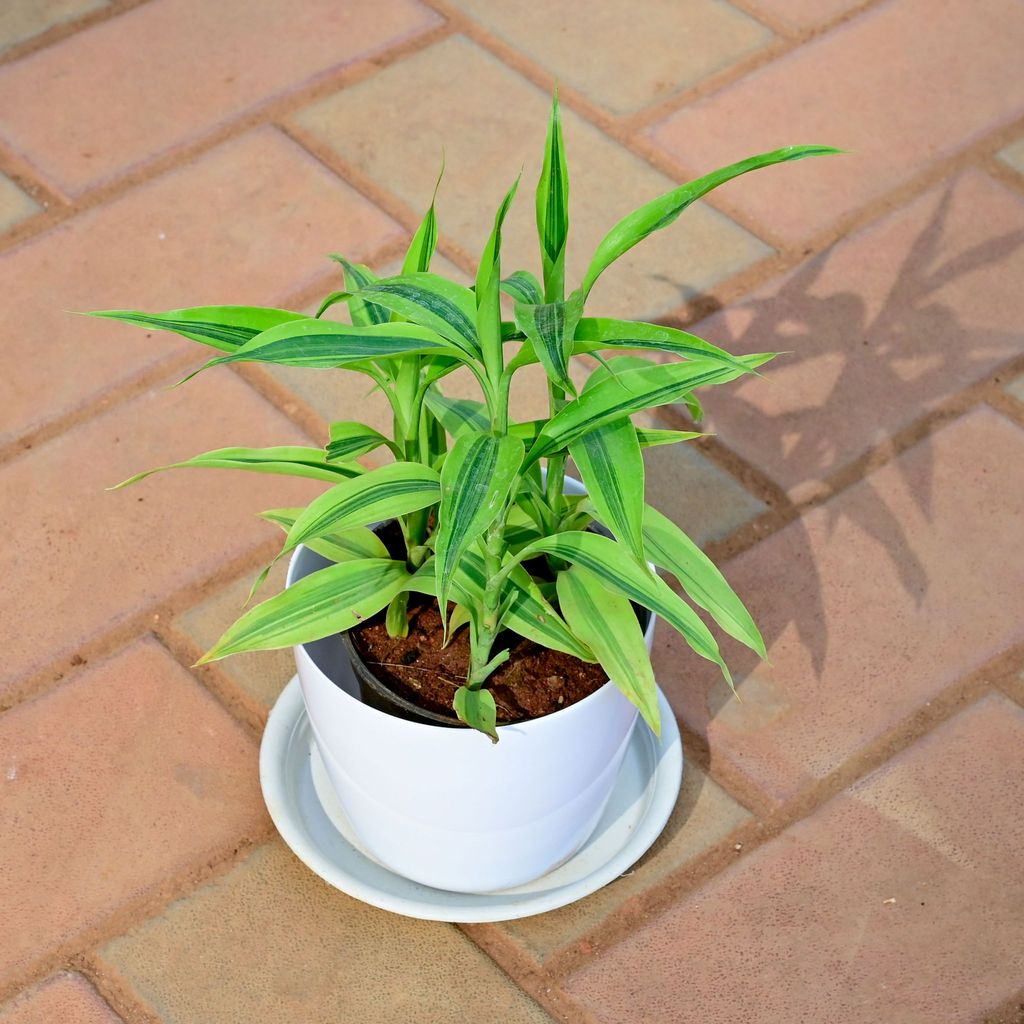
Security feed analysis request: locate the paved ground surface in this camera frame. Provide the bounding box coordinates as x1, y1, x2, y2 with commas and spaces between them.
0, 1, 1022, 1022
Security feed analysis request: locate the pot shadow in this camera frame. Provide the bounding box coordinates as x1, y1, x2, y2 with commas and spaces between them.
645, 178, 1024, 798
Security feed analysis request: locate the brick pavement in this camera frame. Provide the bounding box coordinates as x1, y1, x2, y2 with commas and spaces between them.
0, 1, 1021, 1021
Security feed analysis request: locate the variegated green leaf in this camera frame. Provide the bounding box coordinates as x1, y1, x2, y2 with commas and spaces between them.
424, 389, 490, 438
509, 419, 544, 444
402, 162, 442, 274
513, 290, 584, 395
197, 558, 409, 661
111, 446, 363, 489
526, 353, 775, 464
323, 256, 389, 326
568, 417, 645, 564
326, 421, 393, 462
512, 531, 731, 685
557, 564, 659, 734
88, 306, 306, 353
536, 92, 569, 302
356, 273, 479, 354
434, 430, 525, 621
283, 462, 441, 556
581, 145, 841, 298
477, 177, 520, 384
500, 561, 592, 660
573, 317, 755, 376
500, 270, 544, 307
260, 508, 389, 562
453, 685, 498, 741
682, 392, 704, 422
466, 552, 593, 655
643, 504, 766, 659
190, 318, 467, 377
410, 553, 592, 660
385, 590, 411, 638
637, 427, 706, 448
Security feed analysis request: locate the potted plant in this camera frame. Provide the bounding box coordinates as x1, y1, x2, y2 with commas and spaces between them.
94, 98, 836, 894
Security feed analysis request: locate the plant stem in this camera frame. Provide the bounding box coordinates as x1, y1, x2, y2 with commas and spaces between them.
466, 374, 516, 687
467, 515, 506, 687
544, 380, 569, 510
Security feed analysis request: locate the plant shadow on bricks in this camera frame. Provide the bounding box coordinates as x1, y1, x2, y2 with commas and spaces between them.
655, 179, 1024, 753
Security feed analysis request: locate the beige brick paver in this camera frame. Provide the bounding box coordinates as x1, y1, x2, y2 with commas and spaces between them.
745, 0, 864, 31
567, 694, 1024, 1023
448, 0, 772, 115
0, 173, 39, 231
696, 169, 1024, 500
0, 0, 105, 56
648, 0, 1024, 244
658, 408, 1024, 804
0, 640, 267, 988
0, 973, 121, 1024
0, 371, 320, 698
292, 35, 771, 319
0, 0, 440, 195
0, 128, 402, 450
98, 841, 552, 1023
999, 137, 1024, 175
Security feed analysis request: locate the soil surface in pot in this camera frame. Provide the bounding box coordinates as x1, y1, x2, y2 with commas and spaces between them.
350, 598, 609, 723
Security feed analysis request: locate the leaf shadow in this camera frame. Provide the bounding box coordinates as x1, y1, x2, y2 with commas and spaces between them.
651, 177, 1024, 730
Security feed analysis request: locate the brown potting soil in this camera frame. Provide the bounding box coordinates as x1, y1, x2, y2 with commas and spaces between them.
349, 595, 608, 723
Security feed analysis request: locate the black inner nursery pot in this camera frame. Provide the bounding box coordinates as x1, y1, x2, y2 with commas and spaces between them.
307, 519, 650, 729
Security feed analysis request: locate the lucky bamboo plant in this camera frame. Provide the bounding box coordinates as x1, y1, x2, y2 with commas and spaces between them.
95, 97, 837, 740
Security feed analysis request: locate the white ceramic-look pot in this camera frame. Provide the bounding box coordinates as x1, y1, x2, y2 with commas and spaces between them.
288, 485, 656, 894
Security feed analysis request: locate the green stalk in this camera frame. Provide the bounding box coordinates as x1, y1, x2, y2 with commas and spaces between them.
467, 515, 507, 688
465, 368, 517, 687
544, 381, 569, 511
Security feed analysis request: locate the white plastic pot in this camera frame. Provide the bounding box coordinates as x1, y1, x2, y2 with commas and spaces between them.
288, 482, 657, 894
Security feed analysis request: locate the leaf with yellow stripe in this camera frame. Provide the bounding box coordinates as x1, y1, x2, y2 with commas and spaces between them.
557, 564, 659, 734
281, 462, 441, 557
87, 305, 306, 353
110, 446, 363, 489
581, 145, 841, 299
526, 353, 774, 464
433, 430, 524, 625
568, 417, 645, 564
511, 530, 732, 687
197, 559, 409, 662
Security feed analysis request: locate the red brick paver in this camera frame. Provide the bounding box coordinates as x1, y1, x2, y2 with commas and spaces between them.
567, 694, 1024, 1023
0, 0, 440, 195
1, 1, 1021, 1019
0, 640, 267, 989
0, 128, 401, 450
648, 0, 1024, 245
0, 371, 320, 699
0, 973, 121, 1024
